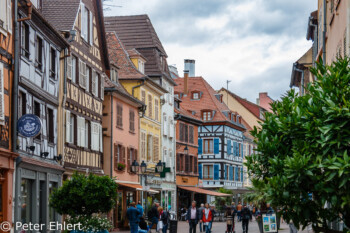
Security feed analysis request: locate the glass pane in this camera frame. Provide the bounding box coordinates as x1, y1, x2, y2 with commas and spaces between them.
20, 179, 32, 224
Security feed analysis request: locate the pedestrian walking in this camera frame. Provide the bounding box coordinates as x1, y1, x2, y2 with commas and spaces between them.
157, 206, 164, 233
236, 202, 242, 222
186, 201, 201, 233
289, 221, 298, 233
209, 205, 216, 233
126, 202, 142, 233
201, 203, 213, 233
198, 204, 205, 233
147, 202, 160, 233
160, 206, 170, 233
241, 204, 252, 233
137, 201, 144, 216
225, 206, 235, 233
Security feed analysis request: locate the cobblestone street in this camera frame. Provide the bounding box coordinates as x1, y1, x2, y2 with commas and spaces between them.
114, 219, 311, 233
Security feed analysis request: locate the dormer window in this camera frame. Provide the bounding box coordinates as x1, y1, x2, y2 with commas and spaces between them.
81, 3, 93, 45
111, 67, 118, 82
191, 91, 201, 100
215, 94, 223, 102
138, 60, 145, 74
202, 111, 212, 121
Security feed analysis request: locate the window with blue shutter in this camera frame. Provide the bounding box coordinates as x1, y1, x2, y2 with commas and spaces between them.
198, 139, 203, 155
241, 144, 244, 158
229, 166, 233, 180
214, 164, 219, 180
227, 139, 231, 155
225, 165, 228, 180
235, 167, 238, 181
198, 163, 202, 179
233, 142, 236, 156
241, 168, 243, 182
236, 143, 239, 156
214, 138, 220, 154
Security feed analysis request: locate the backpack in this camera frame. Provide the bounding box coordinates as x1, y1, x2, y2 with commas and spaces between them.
241, 208, 251, 220
148, 209, 153, 220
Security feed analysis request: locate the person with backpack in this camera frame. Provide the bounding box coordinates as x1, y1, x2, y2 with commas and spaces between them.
160, 206, 170, 233
201, 203, 213, 233
241, 204, 252, 233
147, 202, 159, 233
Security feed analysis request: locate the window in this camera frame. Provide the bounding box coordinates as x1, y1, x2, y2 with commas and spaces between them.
0, 0, 12, 33
179, 154, 184, 172
35, 36, 43, 71
129, 110, 135, 132
66, 111, 74, 144
117, 104, 123, 128
34, 101, 41, 139
71, 56, 77, 83
185, 155, 190, 173
148, 95, 153, 118
111, 68, 118, 82
18, 91, 26, 118
138, 60, 144, 73
141, 131, 146, 160
176, 154, 180, 172
189, 126, 194, 144
184, 124, 188, 142
155, 99, 159, 121
190, 156, 193, 173
203, 165, 213, 180
203, 111, 212, 121
70, 114, 75, 144
80, 4, 93, 44
50, 48, 56, 78
115, 145, 123, 163
90, 122, 101, 151
86, 66, 91, 93
47, 108, 54, 143
192, 92, 200, 100
99, 73, 104, 100
203, 139, 213, 154
21, 23, 30, 58
147, 134, 153, 161
91, 70, 97, 96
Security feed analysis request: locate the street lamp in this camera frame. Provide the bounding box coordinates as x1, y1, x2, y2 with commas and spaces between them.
184, 145, 189, 155
156, 160, 164, 173
140, 161, 147, 173
131, 160, 139, 173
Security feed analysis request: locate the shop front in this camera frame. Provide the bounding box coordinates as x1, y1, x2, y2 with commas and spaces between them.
160, 182, 176, 211
0, 149, 17, 226
14, 157, 64, 233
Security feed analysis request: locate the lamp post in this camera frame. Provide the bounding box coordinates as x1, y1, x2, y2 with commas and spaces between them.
131, 160, 166, 216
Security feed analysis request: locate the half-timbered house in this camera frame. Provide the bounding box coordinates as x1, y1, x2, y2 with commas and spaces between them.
14, 2, 69, 230
174, 68, 246, 202
41, 0, 110, 176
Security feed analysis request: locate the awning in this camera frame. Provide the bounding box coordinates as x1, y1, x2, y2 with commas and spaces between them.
116, 182, 159, 194
179, 186, 232, 197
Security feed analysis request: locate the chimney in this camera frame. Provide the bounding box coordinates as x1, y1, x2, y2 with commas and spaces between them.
184, 70, 189, 95
184, 59, 195, 77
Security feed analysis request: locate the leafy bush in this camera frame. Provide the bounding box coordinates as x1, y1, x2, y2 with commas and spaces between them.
246, 58, 350, 233
49, 172, 118, 217
66, 215, 113, 232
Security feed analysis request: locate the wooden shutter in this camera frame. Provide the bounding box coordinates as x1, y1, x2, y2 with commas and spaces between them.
129, 110, 135, 132
198, 163, 202, 179
141, 90, 146, 102
67, 56, 72, 80
127, 148, 131, 172
89, 11, 93, 45
147, 135, 152, 161
114, 145, 119, 170
214, 138, 220, 154
91, 122, 99, 150
198, 139, 202, 155
100, 74, 104, 100
0, 64, 4, 124
99, 124, 103, 152
155, 99, 159, 121
227, 139, 231, 155
189, 125, 194, 143
153, 136, 159, 162
148, 95, 152, 118
79, 59, 86, 89
214, 164, 219, 180
91, 70, 96, 96
6, 0, 12, 33
121, 146, 125, 163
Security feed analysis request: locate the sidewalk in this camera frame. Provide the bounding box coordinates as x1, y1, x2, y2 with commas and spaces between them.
111, 219, 312, 233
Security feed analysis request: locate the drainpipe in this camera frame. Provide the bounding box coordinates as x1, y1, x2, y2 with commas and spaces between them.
323, 0, 327, 65
61, 48, 68, 165
132, 80, 145, 97
17, 1, 32, 22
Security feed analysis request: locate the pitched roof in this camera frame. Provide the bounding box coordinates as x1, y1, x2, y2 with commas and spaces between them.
106, 32, 145, 80
220, 88, 266, 120
41, 0, 80, 31
175, 77, 245, 130
104, 15, 167, 56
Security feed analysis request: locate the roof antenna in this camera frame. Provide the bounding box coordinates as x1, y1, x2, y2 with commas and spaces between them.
103, 0, 122, 11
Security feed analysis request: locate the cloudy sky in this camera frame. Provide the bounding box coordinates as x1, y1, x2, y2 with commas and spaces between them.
104, 0, 317, 102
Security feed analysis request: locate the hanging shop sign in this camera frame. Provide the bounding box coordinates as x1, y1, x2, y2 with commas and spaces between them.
18, 114, 42, 137
262, 213, 277, 233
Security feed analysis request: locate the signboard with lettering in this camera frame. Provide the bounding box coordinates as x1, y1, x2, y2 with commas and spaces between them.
18, 114, 42, 137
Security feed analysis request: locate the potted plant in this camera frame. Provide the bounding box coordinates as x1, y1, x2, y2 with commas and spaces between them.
117, 162, 126, 171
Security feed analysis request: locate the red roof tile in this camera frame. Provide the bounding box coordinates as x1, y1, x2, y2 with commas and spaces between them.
175, 77, 245, 131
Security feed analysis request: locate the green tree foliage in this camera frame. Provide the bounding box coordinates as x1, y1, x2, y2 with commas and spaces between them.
49, 173, 118, 217
214, 188, 233, 211
246, 58, 350, 233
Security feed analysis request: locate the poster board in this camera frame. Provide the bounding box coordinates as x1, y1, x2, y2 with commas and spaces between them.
262, 214, 277, 232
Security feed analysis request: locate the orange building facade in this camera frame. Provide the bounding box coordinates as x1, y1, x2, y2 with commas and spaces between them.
0, 0, 17, 226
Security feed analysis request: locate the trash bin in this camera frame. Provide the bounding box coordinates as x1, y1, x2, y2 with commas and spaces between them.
169, 220, 178, 233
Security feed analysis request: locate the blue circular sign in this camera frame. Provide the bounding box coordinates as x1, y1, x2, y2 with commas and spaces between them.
18, 114, 42, 137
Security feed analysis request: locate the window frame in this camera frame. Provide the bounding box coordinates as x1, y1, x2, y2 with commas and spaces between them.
203, 139, 214, 154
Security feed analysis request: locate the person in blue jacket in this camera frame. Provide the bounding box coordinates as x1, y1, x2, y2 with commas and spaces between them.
137, 201, 144, 216
126, 202, 142, 233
